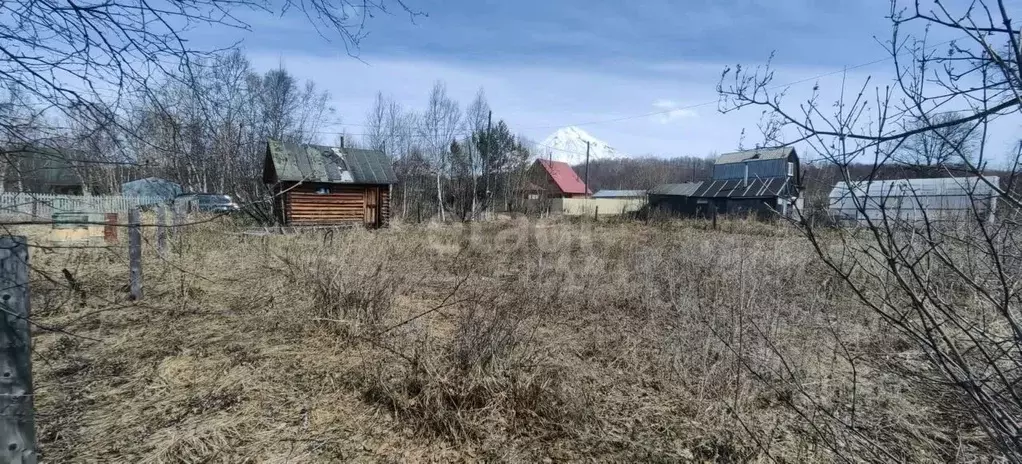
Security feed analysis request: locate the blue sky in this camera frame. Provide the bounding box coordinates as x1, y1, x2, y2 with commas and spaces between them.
203, 0, 1019, 162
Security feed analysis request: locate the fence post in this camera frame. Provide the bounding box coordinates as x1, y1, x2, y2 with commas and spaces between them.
128, 208, 143, 301
104, 213, 118, 243
594, 206, 599, 222
0, 236, 37, 463
156, 205, 168, 256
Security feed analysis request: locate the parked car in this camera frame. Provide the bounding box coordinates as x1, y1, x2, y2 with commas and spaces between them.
175, 193, 239, 214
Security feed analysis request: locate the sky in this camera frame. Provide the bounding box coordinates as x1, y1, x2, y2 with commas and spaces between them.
196, 0, 1020, 163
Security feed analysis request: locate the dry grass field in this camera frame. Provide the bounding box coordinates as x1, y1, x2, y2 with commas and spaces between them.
14, 217, 999, 462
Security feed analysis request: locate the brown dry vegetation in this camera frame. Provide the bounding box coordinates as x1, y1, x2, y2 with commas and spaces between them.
18, 218, 998, 462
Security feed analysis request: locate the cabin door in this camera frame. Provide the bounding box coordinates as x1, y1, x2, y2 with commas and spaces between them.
364, 187, 380, 227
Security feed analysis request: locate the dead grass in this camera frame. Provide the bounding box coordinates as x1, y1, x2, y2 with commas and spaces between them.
15, 217, 1000, 462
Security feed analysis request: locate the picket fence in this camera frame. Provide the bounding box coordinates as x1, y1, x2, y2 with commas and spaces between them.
0, 192, 163, 222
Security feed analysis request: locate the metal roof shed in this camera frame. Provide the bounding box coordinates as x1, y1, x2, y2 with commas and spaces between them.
648, 182, 705, 216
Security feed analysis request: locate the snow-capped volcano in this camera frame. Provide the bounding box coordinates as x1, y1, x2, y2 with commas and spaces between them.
538, 126, 627, 165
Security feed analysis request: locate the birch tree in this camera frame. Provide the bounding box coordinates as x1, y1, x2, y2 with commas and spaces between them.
464, 88, 490, 217
418, 81, 461, 221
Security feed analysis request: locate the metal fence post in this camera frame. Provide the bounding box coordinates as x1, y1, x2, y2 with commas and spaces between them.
0, 236, 37, 463
128, 208, 143, 301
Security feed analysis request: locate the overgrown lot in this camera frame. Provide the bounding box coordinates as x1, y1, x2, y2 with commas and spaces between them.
23, 218, 997, 462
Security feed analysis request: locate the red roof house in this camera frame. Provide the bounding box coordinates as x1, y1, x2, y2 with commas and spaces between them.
523, 159, 591, 199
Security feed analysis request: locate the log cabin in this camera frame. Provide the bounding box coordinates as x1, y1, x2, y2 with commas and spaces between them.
262, 140, 398, 227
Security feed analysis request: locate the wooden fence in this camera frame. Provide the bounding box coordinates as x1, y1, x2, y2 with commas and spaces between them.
0, 193, 161, 222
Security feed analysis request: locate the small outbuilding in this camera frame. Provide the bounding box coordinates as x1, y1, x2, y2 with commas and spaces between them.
648, 182, 705, 216
262, 140, 398, 227
523, 159, 591, 199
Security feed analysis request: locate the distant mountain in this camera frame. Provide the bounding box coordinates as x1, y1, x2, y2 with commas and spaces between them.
537, 126, 628, 165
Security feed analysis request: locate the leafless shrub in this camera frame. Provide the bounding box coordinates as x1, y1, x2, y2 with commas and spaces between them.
718, 0, 1022, 460
274, 231, 409, 335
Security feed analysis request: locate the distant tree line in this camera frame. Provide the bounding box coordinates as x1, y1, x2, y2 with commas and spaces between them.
1, 50, 332, 205
358, 84, 535, 221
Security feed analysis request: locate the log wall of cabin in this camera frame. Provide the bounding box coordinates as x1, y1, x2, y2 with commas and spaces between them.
277, 182, 392, 226
380, 187, 390, 226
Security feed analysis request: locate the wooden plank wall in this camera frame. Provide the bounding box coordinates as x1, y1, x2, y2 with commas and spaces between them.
380, 188, 390, 226
280, 182, 392, 227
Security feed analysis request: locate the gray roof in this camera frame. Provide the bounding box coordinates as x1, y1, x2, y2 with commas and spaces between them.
121, 177, 183, 199
650, 182, 704, 196
592, 189, 646, 198
715, 147, 794, 165
693, 177, 793, 198
265, 140, 398, 185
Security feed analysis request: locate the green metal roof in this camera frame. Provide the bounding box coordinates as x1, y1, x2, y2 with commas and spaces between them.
264, 140, 398, 185
7, 147, 90, 186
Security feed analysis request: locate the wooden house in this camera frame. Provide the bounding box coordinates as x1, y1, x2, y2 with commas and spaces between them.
649, 147, 803, 219
522, 159, 591, 200
262, 140, 398, 227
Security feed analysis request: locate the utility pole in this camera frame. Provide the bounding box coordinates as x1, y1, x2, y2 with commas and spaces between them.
584, 141, 591, 196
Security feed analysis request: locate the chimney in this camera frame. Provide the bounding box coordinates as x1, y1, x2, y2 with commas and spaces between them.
339, 136, 345, 149
743, 162, 749, 187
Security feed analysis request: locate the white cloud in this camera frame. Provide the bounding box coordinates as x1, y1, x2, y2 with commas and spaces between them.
651, 99, 698, 124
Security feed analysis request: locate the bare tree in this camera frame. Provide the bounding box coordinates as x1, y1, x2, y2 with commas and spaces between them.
464, 88, 490, 218
418, 80, 461, 221
718, 0, 1022, 460
123, 52, 333, 199
364, 92, 389, 152
0, 0, 416, 205
898, 111, 980, 171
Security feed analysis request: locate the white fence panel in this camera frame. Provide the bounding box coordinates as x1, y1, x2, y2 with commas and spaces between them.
0, 193, 161, 222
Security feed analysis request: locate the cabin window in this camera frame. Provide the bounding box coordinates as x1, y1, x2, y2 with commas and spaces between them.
787, 161, 795, 177
316, 187, 330, 194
